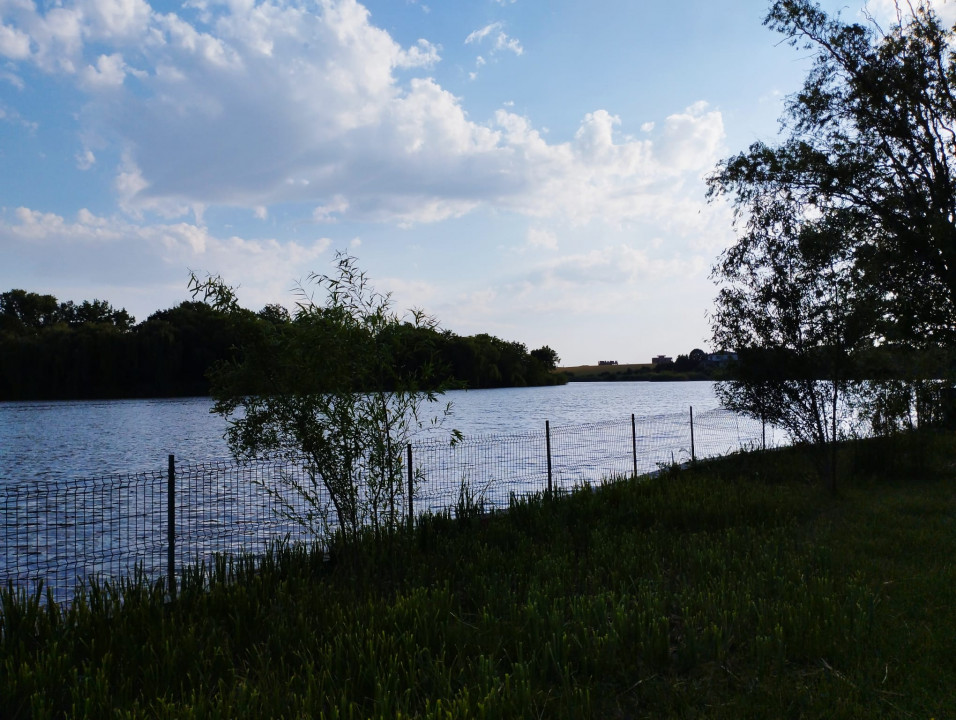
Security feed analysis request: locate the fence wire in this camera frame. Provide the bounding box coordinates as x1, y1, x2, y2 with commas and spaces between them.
2, 470, 168, 604
1, 408, 781, 605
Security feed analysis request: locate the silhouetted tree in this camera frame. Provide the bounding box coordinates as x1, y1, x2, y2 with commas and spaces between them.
713, 0, 956, 350
0, 290, 60, 335
709, 0, 956, 489
530, 345, 560, 370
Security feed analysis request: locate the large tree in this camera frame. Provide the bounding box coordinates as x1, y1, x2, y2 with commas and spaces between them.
709, 0, 956, 485
710, 185, 875, 491
714, 0, 956, 348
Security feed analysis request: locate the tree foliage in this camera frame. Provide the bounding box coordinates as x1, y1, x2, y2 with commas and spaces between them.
190, 254, 462, 540
709, 0, 956, 489
0, 290, 563, 401
716, 0, 956, 348
709, 196, 872, 490
1, 290, 133, 335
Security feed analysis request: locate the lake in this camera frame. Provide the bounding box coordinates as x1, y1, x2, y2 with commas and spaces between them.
0, 382, 723, 483
2, 381, 780, 604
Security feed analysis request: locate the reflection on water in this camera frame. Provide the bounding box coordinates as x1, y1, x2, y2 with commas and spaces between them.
0, 382, 721, 484
3, 382, 777, 605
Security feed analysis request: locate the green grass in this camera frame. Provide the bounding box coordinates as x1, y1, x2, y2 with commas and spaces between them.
3, 433, 956, 718
559, 363, 715, 382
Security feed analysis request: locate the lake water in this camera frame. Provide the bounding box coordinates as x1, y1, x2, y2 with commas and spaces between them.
2, 381, 780, 603
0, 382, 722, 484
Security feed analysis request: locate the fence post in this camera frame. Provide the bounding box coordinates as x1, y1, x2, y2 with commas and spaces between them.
407, 443, 414, 533
545, 420, 553, 495
631, 413, 638, 477
167, 454, 176, 600
762, 414, 766, 451
689, 406, 696, 464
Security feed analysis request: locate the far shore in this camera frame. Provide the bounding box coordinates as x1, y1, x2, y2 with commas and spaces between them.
558, 363, 716, 383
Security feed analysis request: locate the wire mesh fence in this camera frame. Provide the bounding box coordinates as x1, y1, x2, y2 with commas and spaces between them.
1, 407, 783, 605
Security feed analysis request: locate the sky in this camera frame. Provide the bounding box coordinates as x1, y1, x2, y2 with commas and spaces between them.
2, 0, 954, 366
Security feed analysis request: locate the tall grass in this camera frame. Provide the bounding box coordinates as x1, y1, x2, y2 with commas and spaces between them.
3, 433, 955, 718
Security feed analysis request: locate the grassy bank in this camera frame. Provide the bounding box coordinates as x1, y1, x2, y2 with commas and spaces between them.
3, 434, 956, 718
560, 363, 715, 382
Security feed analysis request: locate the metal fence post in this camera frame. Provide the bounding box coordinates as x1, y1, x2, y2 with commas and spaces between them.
762, 415, 766, 451
167, 454, 176, 600
407, 443, 414, 533
631, 413, 638, 477
689, 406, 696, 464
545, 420, 553, 494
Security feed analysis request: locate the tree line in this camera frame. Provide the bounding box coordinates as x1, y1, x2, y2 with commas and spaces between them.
0, 288, 564, 401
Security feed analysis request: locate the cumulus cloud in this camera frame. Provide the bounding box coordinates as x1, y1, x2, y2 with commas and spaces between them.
0, 0, 724, 228
0, 22, 31, 59
80, 53, 127, 88
398, 38, 440, 68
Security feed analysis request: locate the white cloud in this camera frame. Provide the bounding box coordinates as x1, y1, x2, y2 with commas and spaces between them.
863, 0, 956, 27
431, 238, 716, 352
656, 101, 725, 174
82, 0, 153, 40
80, 53, 127, 88
485, 101, 724, 226
5, 3, 85, 73
465, 22, 500, 45
0, 0, 723, 229
0, 22, 31, 59
526, 227, 557, 250
313, 195, 350, 221
398, 38, 440, 68
0, 205, 333, 315
542, 245, 654, 287
928, 0, 956, 24
76, 148, 96, 169
465, 21, 522, 55
494, 32, 522, 55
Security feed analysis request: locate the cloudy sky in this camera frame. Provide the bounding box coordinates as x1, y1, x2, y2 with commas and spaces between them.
1, 0, 952, 365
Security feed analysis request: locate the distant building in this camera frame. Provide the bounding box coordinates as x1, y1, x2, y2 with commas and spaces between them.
598, 360, 619, 366
651, 355, 673, 366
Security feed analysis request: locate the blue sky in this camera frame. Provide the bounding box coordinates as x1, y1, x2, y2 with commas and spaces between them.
1, 0, 950, 366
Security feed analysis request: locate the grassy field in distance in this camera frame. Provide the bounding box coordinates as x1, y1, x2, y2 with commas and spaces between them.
558, 363, 715, 382
558, 363, 651, 377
